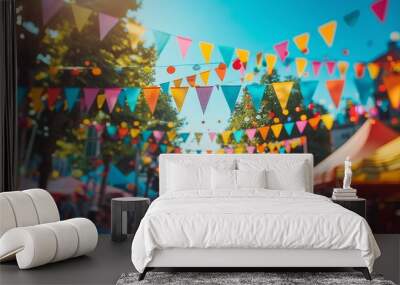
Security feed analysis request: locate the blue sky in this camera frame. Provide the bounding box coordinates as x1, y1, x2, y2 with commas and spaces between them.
135, 0, 400, 151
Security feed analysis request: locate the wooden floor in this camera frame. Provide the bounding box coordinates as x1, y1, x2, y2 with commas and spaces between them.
0, 234, 399, 285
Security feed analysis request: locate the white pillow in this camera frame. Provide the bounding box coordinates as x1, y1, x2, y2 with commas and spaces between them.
211, 168, 236, 190
168, 163, 210, 191
236, 169, 267, 189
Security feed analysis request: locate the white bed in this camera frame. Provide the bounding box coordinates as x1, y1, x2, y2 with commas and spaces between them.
131, 154, 380, 280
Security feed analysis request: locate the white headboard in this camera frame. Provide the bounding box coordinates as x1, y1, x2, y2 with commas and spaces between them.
159, 154, 314, 195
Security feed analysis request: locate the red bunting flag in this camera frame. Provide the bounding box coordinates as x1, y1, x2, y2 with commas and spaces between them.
47, 87, 60, 109
186, 75, 196, 87
143, 86, 160, 114
326, 79, 345, 108
371, 0, 388, 22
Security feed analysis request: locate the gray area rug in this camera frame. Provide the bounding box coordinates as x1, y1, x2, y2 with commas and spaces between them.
116, 271, 395, 285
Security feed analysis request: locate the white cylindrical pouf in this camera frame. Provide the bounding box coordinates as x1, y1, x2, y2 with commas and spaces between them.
1, 192, 39, 227
23, 189, 60, 224
65, 218, 98, 257
0, 196, 17, 237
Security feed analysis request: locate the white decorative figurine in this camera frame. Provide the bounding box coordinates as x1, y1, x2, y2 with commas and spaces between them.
343, 156, 352, 190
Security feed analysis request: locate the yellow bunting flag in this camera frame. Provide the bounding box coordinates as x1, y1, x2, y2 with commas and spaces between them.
173, 78, 183, 88
321, 114, 334, 130
235, 146, 245, 154
199, 41, 214, 63
337, 61, 349, 77
199, 70, 210, 85
308, 116, 321, 130
293, 33, 310, 53
71, 4, 92, 32
318, 20, 337, 47
265, 54, 277, 75
367, 63, 380, 80
130, 128, 140, 138
186, 75, 196, 87
194, 132, 203, 144
167, 130, 177, 141
97, 94, 106, 109
143, 86, 160, 114
383, 74, 400, 109
271, 124, 283, 139
170, 87, 189, 112
272, 81, 294, 110
295, 58, 308, 77
29, 87, 44, 112
221, 130, 232, 145
258, 126, 269, 140
236, 49, 250, 63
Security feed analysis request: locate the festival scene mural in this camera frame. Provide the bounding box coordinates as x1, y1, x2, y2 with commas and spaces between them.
16, 0, 399, 233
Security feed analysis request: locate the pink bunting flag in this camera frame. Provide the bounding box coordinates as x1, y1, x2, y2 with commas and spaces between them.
371, 0, 388, 22
246, 128, 256, 140
296, 121, 308, 134
42, 0, 64, 25
326, 61, 336, 75
246, 145, 255, 154
99, 13, 119, 41
312, 61, 322, 76
225, 147, 234, 154
83, 88, 99, 111
153, 130, 165, 143
208, 132, 217, 142
176, 36, 192, 59
273, 41, 289, 62
105, 88, 121, 113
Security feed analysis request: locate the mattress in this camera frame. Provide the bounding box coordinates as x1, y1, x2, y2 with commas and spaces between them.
131, 189, 380, 273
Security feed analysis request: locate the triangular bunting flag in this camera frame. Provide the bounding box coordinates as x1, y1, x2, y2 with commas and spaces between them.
256, 52, 263, 67
29, 87, 44, 112
194, 132, 203, 144
221, 85, 241, 113
47, 87, 60, 110
97, 94, 106, 109
71, 4, 92, 32
218, 46, 235, 66
321, 114, 334, 130
106, 124, 117, 137
256, 144, 266, 153
246, 145, 255, 154
167, 130, 176, 141
179, 132, 190, 143
199, 41, 214, 63
99, 13, 119, 41
272, 81, 294, 110
153, 30, 170, 56
233, 130, 244, 143
176, 36, 192, 59
236, 49, 250, 63
371, 0, 388, 22
273, 41, 289, 62
326, 61, 336, 75
354, 63, 365, 78
296, 120, 307, 134
246, 129, 257, 140
186, 74, 196, 87
308, 116, 321, 130
160, 82, 170, 94
383, 74, 400, 109
170, 87, 189, 112
312, 61, 322, 76
258, 126, 269, 140
299, 80, 318, 106
246, 83, 266, 111
195, 86, 213, 114
265, 54, 277, 75
337, 61, 349, 77
200, 70, 210, 85
318, 20, 337, 47
130, 128, 140, 138
65, 87, 80, 111
83, 88, 98, 111
42, 0, 64, 25
118, 89, 126, 106
105, 88, 121, 113
208, 132, 217, 142
271, 124, 283, 139
173, 78, 182, 88
284, 122, 295, 135
367, 63, 380, 79
293, 33, 310, 53
125, 87, 141, 112
141, 130, 152, 142
344, 10, 360, 27
159, 144, 167, 153
354, 78, 374, 106
143, 86, 160, 114
326, 79, 345, 108
153, 130, 164, 143
295, 58, 308, 77
215, 63, 227, 81
221, 131, 232, 145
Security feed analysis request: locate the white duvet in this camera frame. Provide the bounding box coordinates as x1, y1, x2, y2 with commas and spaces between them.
131, 190, 380, 273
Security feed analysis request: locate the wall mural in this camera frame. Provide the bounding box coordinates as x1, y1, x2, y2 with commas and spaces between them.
16, 0, 399, 233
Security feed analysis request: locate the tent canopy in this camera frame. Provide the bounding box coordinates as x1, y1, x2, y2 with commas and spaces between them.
314, 119, 399, 185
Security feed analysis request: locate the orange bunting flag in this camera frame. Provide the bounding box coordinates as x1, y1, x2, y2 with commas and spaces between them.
167, 130, 177, 141
321, 114, 334, 130
256, 144, 266, 153
71, 4, 92, 32
186, 74, 196, 87
272, 81, 294, 110
258, 126, 270, 141
383, 74, 400, 109
29, 87, 44, 112
173, 78, 182, 87
221, 131, 232, 145
236, 49, 250, 63
97, 94, 106, 109
256, 52, 263, 67
337, 61, 349, 77
326, 79, 345, 108
199, 41, 214, 63
215, 63, 227, 81
308, 116, 321, 130
194, 132, 203, 144
293, 33, 310, 54
265, 54, 277, 75
367, 63, 380, 79
318, 20, 337, 47
199, 70, 210, 85
271, 124, 283, 139
354, 63, 365, 78
143, 86, 160, 114
170, 87, 189, 112
295, 58, 308, 77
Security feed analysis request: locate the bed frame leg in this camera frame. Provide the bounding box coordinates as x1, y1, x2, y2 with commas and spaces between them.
138, 268, 148, 281
354, 267, 371, 280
